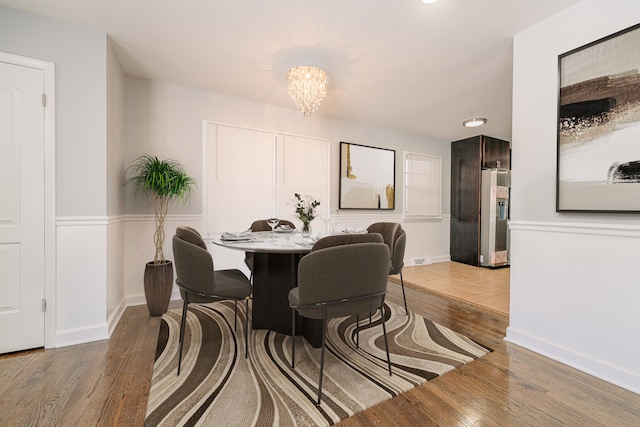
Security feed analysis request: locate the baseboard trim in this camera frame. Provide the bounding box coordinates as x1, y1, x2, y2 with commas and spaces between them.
56, 323, 109, 348
107, 299, 127, 337
505, 326, 640, 395
125, 289, 182, 309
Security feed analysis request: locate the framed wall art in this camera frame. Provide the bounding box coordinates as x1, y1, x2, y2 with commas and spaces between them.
557, 23, 640, 212
339, 142, 395, 209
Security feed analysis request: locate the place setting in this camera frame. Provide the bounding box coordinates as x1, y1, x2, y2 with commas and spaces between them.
220, 229, 256, 242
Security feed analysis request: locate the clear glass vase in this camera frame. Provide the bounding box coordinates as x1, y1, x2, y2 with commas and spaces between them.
301, 221, 311, 238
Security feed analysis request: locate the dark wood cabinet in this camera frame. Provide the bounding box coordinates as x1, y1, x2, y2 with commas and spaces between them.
450, 135, 510, 266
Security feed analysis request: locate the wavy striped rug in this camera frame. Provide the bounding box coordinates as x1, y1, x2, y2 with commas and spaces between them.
145, 300, 491, 426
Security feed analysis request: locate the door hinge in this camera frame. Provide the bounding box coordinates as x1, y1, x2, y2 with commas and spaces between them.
42, 93, 46, 107
42, 298, 47, 312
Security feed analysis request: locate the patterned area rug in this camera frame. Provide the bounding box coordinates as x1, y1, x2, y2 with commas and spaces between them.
145, 301, 491, 426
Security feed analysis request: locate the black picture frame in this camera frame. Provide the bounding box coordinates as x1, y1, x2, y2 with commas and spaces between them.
339, 142, 395, 210
557, 23, 640, 213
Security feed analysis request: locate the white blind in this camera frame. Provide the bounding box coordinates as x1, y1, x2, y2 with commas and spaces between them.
204, 121, 330, 234
404, 152, 442, 217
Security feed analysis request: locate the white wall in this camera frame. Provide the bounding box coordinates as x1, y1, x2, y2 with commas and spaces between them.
106, 38, 127, 330
0, 6, 113, 347
509, 0, 640, 393
123, 77, 453, 300
0, 6, 108, 217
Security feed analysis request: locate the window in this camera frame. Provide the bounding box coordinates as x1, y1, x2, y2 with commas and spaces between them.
203, 121, 330, 234
404, 152, 442, 218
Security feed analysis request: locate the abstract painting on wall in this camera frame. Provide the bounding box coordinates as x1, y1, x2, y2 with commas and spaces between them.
557, 23, 640, 212
339, 142, 395, 209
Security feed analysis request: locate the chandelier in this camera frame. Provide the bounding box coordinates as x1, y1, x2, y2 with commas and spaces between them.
286, 66, 329, 119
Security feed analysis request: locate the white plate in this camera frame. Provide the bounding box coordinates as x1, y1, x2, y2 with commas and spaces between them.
221, 235, 255, 242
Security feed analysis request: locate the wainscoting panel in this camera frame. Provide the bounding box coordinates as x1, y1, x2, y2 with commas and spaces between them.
107, 216, 126, 336
56, 217, 109, 347
507, 221, 640, 394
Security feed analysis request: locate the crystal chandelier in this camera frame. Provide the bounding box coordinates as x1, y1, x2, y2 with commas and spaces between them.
286, 66, 329, 119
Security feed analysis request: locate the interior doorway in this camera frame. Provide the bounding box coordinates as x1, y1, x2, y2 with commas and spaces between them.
0, 52, 55, 353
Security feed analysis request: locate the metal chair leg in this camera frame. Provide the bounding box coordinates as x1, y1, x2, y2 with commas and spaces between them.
356, 313, 360, 349
317, 308, 328, 406
291, 308, 296, 369
400, 271, 408, 315
244, 298, 249, 358
234, 300, 238, 331
178, 300, 189, 375
380, 300, 392, 376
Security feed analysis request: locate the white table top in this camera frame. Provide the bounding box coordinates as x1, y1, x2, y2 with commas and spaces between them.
209, 231, 313, 254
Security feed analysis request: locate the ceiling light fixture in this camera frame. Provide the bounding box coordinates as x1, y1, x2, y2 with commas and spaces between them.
421, 0, 440, 4
462, 118, 487, 127
287, 65, 329, 119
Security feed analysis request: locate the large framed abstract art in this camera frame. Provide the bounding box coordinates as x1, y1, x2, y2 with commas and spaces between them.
557, 23, 640, 212
339, 142, 395, 209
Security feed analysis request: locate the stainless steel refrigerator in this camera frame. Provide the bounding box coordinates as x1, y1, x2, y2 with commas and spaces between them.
480, 168, 510, 267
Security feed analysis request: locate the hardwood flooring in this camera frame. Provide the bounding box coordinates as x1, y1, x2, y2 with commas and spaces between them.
394, 261, 510, 317
1, 262, 638, 426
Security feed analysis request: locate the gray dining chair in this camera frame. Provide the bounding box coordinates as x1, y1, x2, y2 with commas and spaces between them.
309, 232, 383, 251
244, 219, 296, 278
289, 242, 392, 405
367, 222, 408, 314
173, 226, 253, 375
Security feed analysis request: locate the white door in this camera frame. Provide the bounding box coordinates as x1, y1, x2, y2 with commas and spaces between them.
0, 60, 45, 353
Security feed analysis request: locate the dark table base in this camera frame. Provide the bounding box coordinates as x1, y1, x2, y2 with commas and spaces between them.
251, 252, 323, 347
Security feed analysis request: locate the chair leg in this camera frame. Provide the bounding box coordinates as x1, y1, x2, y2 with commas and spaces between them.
291, 309, 296, 369
234, 300, 238, 331
380, 300, 392, 376
317, 308, 328, 406
244, 298, 249, 358
400, 272, 409, 315
356, 313, 360, 349
179, 299, 187, 344
178, 300, 189, 375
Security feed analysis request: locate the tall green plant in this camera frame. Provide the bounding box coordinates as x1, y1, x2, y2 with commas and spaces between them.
127, 154, 196, 264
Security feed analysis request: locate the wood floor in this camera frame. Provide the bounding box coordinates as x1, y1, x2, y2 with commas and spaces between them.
392, 261, 510, 317
1, 262, 638, 426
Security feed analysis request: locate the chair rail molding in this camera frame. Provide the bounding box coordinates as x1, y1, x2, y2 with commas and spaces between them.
56, 216, 110, 226
509, 220, 640, 238
124, 214, 203, 223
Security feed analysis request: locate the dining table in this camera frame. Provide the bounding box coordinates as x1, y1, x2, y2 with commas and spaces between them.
211, 230, 324, 347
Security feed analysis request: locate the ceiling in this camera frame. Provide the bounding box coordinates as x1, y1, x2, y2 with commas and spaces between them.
1, 0, 581, 142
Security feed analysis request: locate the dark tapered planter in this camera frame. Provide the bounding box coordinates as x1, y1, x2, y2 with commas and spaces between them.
144, 260, 173, 316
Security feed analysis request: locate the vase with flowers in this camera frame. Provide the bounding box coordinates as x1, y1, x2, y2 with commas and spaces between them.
292, 193, 321, 238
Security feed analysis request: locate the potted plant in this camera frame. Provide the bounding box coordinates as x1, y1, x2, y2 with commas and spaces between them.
127, 154, 196, 316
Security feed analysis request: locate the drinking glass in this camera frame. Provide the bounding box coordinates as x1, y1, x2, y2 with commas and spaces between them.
266, 209, 279, 237
329, 209, 339, 233
319, 209, 331, 232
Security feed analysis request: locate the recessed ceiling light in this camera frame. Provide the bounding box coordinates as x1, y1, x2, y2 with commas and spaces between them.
421, 0, 439, 4
462, 118, 487, 127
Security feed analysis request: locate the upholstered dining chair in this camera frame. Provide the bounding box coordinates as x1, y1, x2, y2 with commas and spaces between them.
289, 242, 392, 405
244, 219, 296, 278
172, 226, 253, 375
309, 232, 383, 251
367, 222, 408, 314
